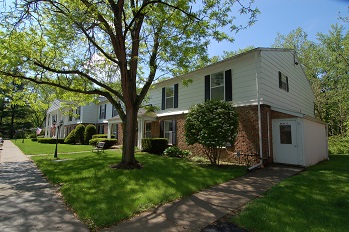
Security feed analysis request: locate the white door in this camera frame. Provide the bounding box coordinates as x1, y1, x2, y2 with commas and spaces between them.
273, 119, 299, 165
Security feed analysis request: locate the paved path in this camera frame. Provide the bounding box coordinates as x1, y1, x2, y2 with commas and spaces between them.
0, 140, 88, 232
103, 164, 303, 231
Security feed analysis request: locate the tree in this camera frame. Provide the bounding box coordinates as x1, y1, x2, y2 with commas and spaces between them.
185, 100, 238, 165
0, 0, 258, 168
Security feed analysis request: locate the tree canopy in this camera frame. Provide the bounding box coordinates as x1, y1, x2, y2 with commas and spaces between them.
0, 0, 259, 168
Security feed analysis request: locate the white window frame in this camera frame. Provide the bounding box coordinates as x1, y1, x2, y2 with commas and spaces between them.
165, 87, 174, 109
164, 121, 173, 145
144, 122, 152, 138
210, 71, 225, 101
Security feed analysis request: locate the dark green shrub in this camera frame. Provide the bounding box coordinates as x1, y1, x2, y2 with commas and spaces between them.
84, 124, 96, 145
181, 150, 192, 158
141, 138, 168, 155
163, 146, 182, 157
64, 129, 77, 144
92, 134, 108, 139
31, 138, 38, 142
75, 124, 85, 144
38, 138, 65, 144
89, 138, 117, 149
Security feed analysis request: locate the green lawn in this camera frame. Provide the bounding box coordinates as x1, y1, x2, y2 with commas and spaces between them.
27, 145, 246, 229
13, 139, 92, 155
233, 154, 349, 232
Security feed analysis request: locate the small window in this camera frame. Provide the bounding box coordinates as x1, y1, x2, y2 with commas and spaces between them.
75, 107, 81, 120
112, 105, 118, 117
280, 125, 292, 144
165, 87, 174, 109
145, 122, 152, 138
211, 71, 225, 101
279, 71, 289, 92
68, 109, 73, 121
99, 104, 106, 119
112, 124, 118, 139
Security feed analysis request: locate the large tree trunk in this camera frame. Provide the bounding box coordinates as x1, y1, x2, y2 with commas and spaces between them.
112, 104, 142, 169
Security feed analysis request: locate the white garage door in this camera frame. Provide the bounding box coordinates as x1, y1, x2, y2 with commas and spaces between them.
273, 119, 299, 165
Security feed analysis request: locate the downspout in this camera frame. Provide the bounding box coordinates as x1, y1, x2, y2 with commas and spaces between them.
248, 50, 264, 171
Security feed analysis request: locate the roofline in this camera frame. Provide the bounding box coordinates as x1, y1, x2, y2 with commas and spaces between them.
154, 47, 295, 86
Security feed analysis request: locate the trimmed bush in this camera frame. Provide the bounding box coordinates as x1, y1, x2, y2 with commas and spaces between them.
38, 138, 65, 144
163, 146, 192, 158
89, 138, 117, 149
141, 138, 168, 155
75, 124, 85, 144
92, 134, 108, 139
64, 129, 77, 144
31, 138, 38, 142
84, 124, 96, 145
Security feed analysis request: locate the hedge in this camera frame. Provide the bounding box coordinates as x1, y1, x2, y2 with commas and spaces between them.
38, 138, 65, 144
92, 134, 116, 139
141, 138, 168, 155
89, 138, 117, 149
84, 124, 96, 145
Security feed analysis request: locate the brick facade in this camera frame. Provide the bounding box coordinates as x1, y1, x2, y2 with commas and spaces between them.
115, 104, 300, 165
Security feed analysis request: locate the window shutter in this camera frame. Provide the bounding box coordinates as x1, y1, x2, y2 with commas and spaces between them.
160, 121, 164, 137
104, 104, 107, 119
174, 84, 179, 108
205, 75, 210, 101
225, 69, 232, 101
278, 71, 282, 89
172, 120, 177, 145
286, 76, 289, 92
161, 87, 165, 110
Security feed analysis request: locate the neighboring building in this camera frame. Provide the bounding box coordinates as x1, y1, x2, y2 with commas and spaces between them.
107, 47, 328, 167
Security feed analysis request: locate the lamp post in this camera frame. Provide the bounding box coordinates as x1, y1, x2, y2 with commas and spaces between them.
54, 120, 64, 158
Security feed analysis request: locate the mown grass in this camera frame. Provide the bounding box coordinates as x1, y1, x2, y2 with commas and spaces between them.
29, 148, 246, 229
13, 139, 91, 155
233, 154, 349, 232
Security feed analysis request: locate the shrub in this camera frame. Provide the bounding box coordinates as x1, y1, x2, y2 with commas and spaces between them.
92, 134, 108, 139
64, 129, 77, 144
38, 138, 65, 144
89, 138, 117, 149
75, 124, 86, 144
328, 136, 349, 154
163, 146, 192, 158
185, 100, 238, 165
84, 124, 96, 145
141, 138, 168, 155
31, 138, 38, 142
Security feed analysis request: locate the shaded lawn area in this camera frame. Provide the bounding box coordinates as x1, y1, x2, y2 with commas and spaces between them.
30, 150, 246, 229
233, 154, 349, 232
13, 139, 92, 155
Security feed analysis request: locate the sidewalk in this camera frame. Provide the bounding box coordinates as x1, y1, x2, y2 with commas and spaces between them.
0, 140, 88, 232
103, 164, 303, 231
0, 140, 303, 232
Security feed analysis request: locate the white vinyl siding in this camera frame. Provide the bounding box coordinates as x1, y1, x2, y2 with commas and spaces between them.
259, 50, 314, 117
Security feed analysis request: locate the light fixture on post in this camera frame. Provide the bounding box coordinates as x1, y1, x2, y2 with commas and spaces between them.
54, 120, 64, 159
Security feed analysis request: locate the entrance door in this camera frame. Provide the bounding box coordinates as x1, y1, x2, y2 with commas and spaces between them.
273, 119, 299, 165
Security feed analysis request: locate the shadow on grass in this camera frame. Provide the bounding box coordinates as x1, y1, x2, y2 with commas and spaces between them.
32, 151, 247, 229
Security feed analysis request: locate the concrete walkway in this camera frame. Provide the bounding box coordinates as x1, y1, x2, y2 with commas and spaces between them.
0, 140, 88, 232
103, 164, 303, 231
0, 140, 303, 232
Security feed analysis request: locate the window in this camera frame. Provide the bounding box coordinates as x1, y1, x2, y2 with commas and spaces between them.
112, 105, 118, 117
211, 71, 224, 101
161, 84, 178, 110
145, 122, 152, 138
99, 104, 106, 119
280, 125, 292, 144
97, 125, 104, 134
161, 120, 177, 145
75, 107, 81, 120
278, 71, 289, 92
205, 69, 232, 102
68, 109, 73, 121
112, 124, 118, 139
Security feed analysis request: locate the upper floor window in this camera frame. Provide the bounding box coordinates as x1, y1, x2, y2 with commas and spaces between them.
99, 104, 106, 119
278, 71, 289, 92
161, 84, 178, 110
75, 107, 81, 120
112, 105, 118, 117
211, 71, 224, 101
205, 69, 232, 102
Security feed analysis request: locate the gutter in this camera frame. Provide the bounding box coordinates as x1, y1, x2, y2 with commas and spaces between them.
249, 50, 264, 171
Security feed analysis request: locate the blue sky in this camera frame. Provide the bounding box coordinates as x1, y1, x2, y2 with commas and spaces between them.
208, 0, 349, 57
